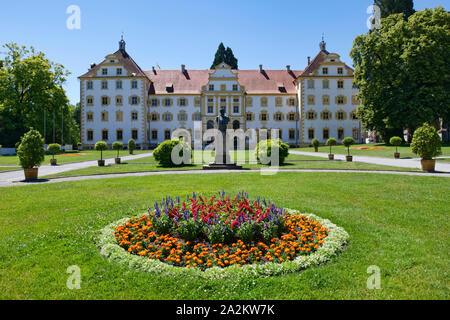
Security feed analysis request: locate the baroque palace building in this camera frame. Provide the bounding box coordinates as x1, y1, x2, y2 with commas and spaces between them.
79, 38, 363, 149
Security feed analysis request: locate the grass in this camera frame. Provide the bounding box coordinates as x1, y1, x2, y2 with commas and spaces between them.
0, 172, 448, 299
292, 143, 450, 159
0, 150, 149, 166
0, 167, 20, 173
41, 152, 418, 179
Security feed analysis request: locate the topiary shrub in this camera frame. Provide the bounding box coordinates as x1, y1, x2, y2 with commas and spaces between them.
17, 129, 45, 169
128, 139, 136, 154
47, 143, 61, 160
342, 137, 355, 156
95, 141, 108, 160
112, 141, 123, 158
255, 139, 289, 165
411, 123, 442, 160
153, 138, 191, 167
326, 138, 337, 155
389, 136, 402, 154
312, 138, 320, 152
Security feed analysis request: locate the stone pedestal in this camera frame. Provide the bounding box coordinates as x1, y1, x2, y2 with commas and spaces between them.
203, 131, 242, 170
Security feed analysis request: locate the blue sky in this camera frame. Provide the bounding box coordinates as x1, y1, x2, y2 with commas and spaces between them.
0, 0, 446, 104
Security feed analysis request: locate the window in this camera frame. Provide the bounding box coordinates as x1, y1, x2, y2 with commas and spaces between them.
246, 113, 253, 121
337, 111, 345, 120
275, 97, 283, 107
86, 96, 93, 106
151, 113, 158, 121
102, 130, 108, 141
323, 128, 329, 140
220, 84, 226, 91
246, 97, 253, 106
322, 111, 331, 120
261, 97, 268, 107
164, 98, 171, 107
233, 98, 239, 103
132, 129, 138, 140
337, 80, 344, 89
116, 110, 123, 121
353, 128, 360, 140
307, 111, 316, 120
102, 68, 108, 75
288, 98, 296, 106
87, 81, 93, 89
232, 84, 238, 91
116, 80, 122, 89
179, 98, 186, 106
233, 106, 239, 113
131, 112, 138, 121
337, 96, 345, 105
209, 84, 214, 91
165, 130, 171, 140
116, 68, 122, 75
288, 113, 296, 121
208, 106, 214, 114
307, 80, 314, 89
101, 96, 109, 106
352, 95, 359, 105
351, 111, 358, 120
322, 68, 328, 75
151, 130, 158, 140
87, 130, 93, 141
194, 113, 201, 121
86, 112, 93, 121
116, 96, 123, 106
163, 113, 172, 121
307, 95, 315, 105
338, 128, 344, 140
352, 84, 358, 89
275, 113, 282, 121
323, 80, 329, 89
101, 111, 108, 121
131, 80, 138, 89
179, 113, 187, 121
131, 96, 138, 105
208, 98, 214, 103
323, 95, 330, 105
116, 130, 123, 141
308, 129, 315, 140
151, 99, 159, 106
194, 97, 201, 107
261, 113, 267, 121
337, 67, 344, 75
289, 129, 295, 140
101, 81, 108, 89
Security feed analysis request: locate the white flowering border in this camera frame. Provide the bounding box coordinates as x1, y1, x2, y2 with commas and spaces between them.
98, 209, 349, 280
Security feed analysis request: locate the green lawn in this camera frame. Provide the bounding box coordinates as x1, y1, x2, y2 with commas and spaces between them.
0, 150, 149, 166
292, 143, 450, 159
0, 172, 448, 299
0, 167, 20, 173
41, 153, 418, 179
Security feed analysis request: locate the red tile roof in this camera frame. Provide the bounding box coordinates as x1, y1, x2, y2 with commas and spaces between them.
299, 49, 354, 78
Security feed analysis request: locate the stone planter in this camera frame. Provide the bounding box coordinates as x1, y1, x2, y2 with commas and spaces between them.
328, 154, 334, 160
50, 159, 57, 166
394, 152, 400, 159
346, 156, 353, 162
98, 160, 105, 167
24, 168, 38, 180
420, 159, 435, 172
115, 158, 121, 164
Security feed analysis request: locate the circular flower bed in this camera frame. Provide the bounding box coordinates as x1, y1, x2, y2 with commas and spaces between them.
99, 192, 349, 279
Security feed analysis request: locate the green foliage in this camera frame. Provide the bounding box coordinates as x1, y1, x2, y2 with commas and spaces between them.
342, 137, 355, 156
128, 139, 136, 153
389, 136, 402, 146
411, 123, 442, 160
153, 138, 191, 167
47, 143, 61, 159
350, 7, 450, 140
255, 139, 289, 165
112, 141, 123, 158
95, 141, 107, 160
17, 129, 45, 169
206, 224, 225, 245
152, 214, 172, 235
235, 221, 255, 244
0, 43, 75, 147
210, 42, 238, 69
312, 138, 320, 149
374, 0, 415, 19
176, 218, 202, 242
327, 138, 337, 154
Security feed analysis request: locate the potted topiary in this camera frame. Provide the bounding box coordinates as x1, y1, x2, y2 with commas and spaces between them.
112, 141, 123, 164
312, 138, 320, 152
17, 129, 45, 180
342, 137, 355, 162
47, 143, 61, 165
411, 123, 442, 172
95, 141, 107, 166
128, 139, 136, 155
389, 136, 402, 159
77, 142, 82, 151
326, 138, 337, 160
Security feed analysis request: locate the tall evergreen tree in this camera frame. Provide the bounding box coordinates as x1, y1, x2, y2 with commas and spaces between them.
210, 43, 238, 69
374, 0, 415, 19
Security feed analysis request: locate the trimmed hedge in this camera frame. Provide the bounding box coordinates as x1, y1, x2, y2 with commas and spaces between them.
255, 139, 289, 165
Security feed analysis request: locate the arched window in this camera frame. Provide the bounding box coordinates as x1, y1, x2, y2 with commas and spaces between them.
233, 120, 240, 130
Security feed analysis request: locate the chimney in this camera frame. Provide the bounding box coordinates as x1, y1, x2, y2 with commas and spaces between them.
181, 64, 186, 73
259, 64, 263, 73
286, 65, 291, 72
152, 66, 156, 74
307, 57, 311, 65
90, 63, 96, 69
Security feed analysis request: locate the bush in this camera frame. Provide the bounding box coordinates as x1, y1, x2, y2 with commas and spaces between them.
112, 141, 123, 158
153, 138, 191, 167
255, 139, 289, 165
47, 143, 61, 160
411, 123, 442, 160
342, 137, 355, 156
312, 138, 320, 151
326, 138, 337, 154
17, 129, 45, 169
128, 139, 136, 154
389, 136, 402, 153
95, 141, 108, 160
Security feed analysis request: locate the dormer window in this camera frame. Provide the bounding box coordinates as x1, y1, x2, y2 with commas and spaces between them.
116, 68, 122, 75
